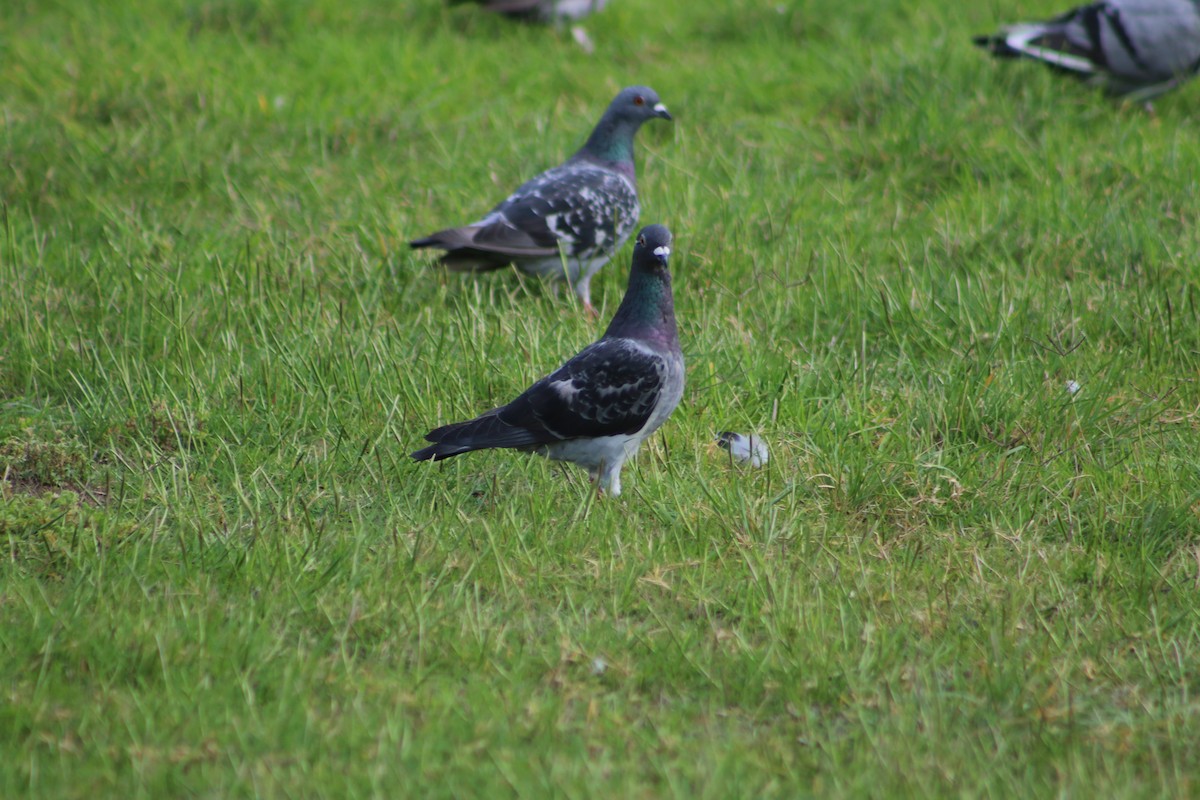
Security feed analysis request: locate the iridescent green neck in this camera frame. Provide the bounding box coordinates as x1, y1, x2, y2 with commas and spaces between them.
581, 116, 640, 166
605, 266, 675, 339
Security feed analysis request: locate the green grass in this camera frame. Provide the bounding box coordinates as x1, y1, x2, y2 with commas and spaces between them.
3, 0, 1200, 796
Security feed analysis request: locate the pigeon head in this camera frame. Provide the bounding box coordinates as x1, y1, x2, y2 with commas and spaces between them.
612, 86, 672, 123
581, 86, 671, 165
633, 224, 672, 272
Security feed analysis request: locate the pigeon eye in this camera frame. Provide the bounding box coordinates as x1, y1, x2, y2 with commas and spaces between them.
637, 235, 646, 246
633, 95, 645, 106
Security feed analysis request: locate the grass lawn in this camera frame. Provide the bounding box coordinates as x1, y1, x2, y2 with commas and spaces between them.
3, 0, 1200, 796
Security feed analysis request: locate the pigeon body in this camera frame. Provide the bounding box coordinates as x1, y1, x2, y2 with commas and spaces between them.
411, 86, 671, 314
974, 0, 1200, 102
716, 432, 769, 468
412, 225, 683, 497
452, 0, 610, 22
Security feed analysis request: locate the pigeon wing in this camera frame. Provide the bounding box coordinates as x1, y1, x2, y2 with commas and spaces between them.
473, 164, 637, 259
499, 337, 666, 441
412, 338, 666, 461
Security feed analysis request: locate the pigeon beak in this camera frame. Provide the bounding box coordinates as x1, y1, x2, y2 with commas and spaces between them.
652, 245, 671, 265
653, 102, 672, 121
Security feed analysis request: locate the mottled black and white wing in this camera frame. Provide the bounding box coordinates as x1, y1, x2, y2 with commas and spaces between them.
479, 164, 638, 260
411, 337, 666, 462
505, 337, 665, 440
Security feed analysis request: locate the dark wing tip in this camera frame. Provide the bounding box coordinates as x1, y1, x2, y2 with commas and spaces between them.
411, 442, 466, 462
411, 424, 460, 461
411, 444, 438, 461
410, 226, 478, 252
972, 34, 1016, 56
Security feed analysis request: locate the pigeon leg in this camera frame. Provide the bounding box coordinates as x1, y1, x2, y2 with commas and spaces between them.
597, 460, 623, 497
575, 276, 600, 318
572, 273, 596, 317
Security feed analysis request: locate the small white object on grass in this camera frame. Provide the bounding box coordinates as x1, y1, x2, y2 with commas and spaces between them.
716, 432, 769, 468
590, 657, 608, 676
1066, 380, 1081, 395
570, 25, 595, 54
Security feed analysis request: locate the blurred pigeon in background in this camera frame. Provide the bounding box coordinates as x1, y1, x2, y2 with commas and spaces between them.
974, 0, 1200, 105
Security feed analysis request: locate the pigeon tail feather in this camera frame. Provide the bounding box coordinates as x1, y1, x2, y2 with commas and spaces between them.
974, 22, 1099, 74
411, 225, 560, 272
411, 413, 544, 461
972, 33, 1026, 58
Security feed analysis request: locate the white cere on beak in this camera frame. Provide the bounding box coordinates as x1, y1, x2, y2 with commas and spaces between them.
653, 103, 668, 114
653, 246, 671, 258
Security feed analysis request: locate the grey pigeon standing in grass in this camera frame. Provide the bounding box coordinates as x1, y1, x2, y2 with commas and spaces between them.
410, 86, 671, 315
412, 225, 683, 497
451, 0, 610, 22
973, 0, 1200, 105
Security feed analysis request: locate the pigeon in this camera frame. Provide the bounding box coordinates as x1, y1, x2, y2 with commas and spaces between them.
973, 0, 1200, 104
410, 86, 672, 315
412, 224, 684, 497
716, 432, 769, 468
450, 0, 610, 22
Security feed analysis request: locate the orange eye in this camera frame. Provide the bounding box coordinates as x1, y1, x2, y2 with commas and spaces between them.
634, 96, 645, 106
